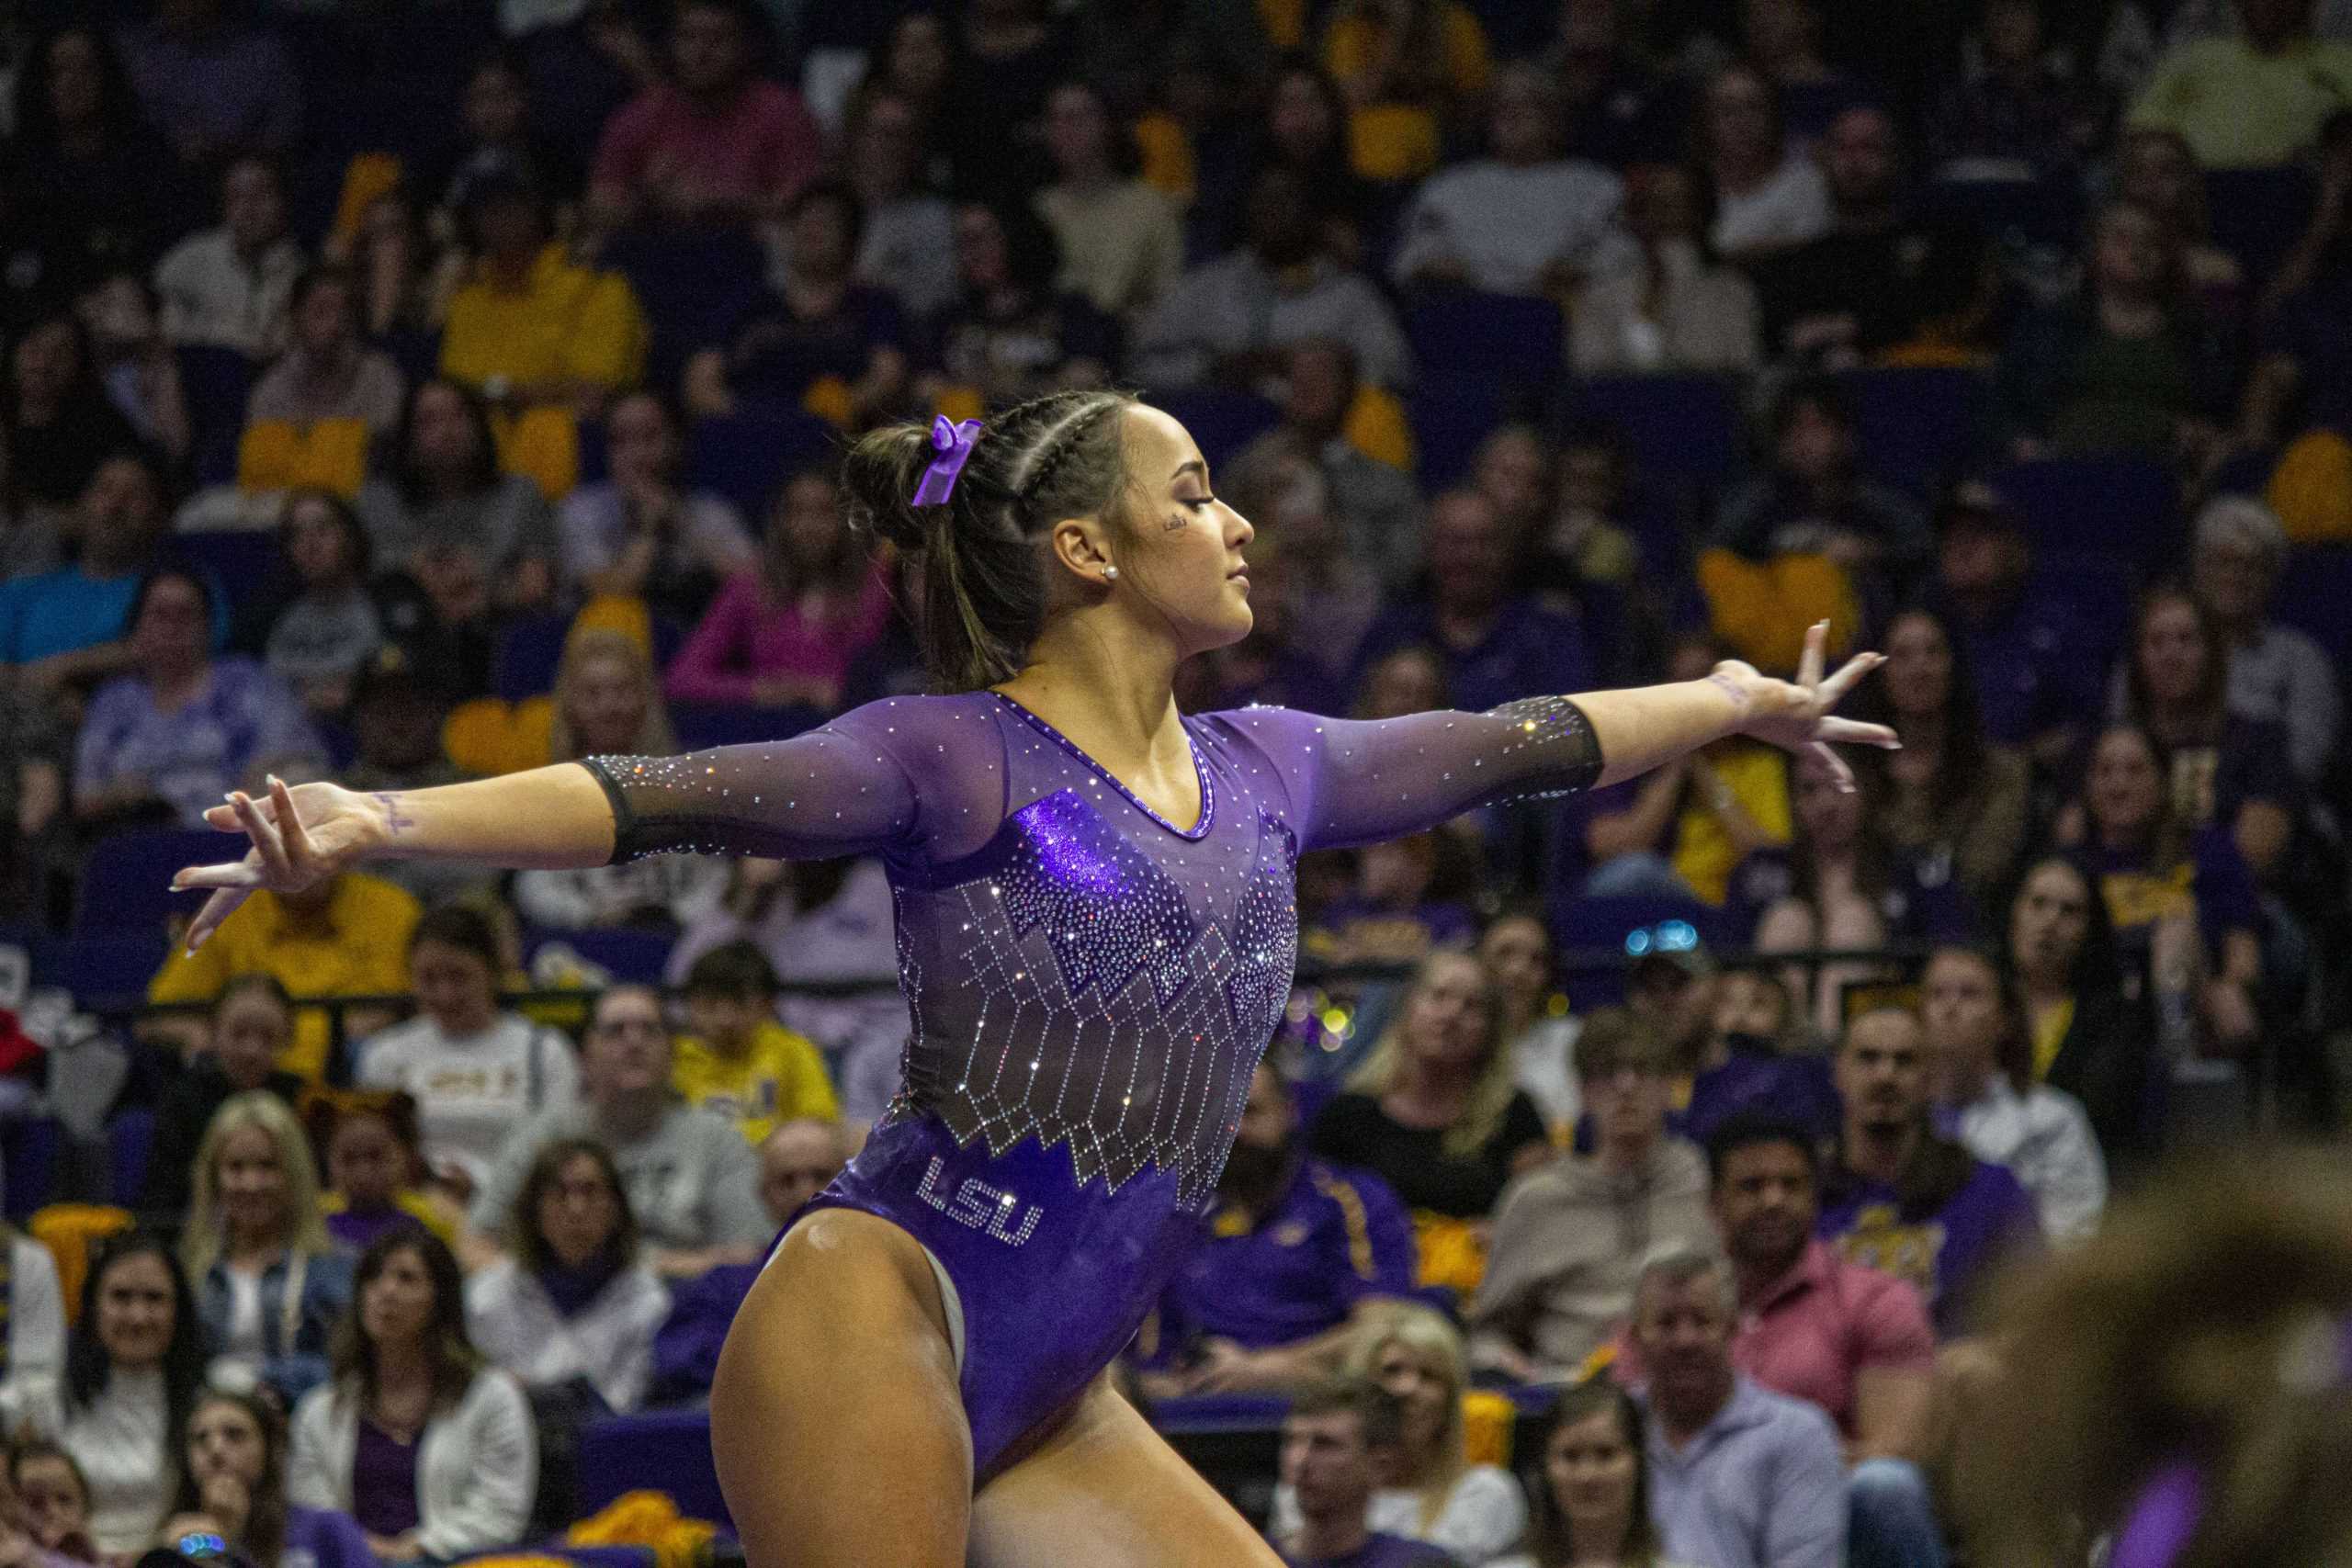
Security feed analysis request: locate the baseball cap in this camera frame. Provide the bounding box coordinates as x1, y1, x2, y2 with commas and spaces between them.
1623, 920, 1713, 983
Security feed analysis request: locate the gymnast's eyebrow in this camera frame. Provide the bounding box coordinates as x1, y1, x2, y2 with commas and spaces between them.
1171, 460, 1207, 484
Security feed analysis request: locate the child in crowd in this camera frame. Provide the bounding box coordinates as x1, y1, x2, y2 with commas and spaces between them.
672, 942, 840, 1145
307, 1091, 459, 1255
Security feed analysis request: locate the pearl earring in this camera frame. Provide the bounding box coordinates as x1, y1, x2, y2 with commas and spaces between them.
1102, 565, 1119, 581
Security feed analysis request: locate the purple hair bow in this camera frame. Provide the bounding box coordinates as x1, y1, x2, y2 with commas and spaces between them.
912, 417, 984, 506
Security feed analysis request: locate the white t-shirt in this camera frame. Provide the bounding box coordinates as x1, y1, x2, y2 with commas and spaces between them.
222, 1263, 266, 1362
356, 1013, 581, 1189
1710, 156, 1832, 258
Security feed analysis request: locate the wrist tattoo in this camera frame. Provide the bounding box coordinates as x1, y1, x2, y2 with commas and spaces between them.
1706, 672, 1753, 718
373, 792, 415, 838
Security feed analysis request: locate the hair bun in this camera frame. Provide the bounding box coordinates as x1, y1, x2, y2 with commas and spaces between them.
842, 420, 942, 553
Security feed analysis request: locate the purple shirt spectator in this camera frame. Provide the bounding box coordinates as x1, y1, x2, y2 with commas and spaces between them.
1644, 1376, 1846, 1568
1817, 1159, 2043, 1337
285, 1504, 379, 1568
1675, 1050, 1841, 1150
1940, 581, 2107, 749
349, 1419, 423, 1538
74, 655, 325, 826
2083, 824, 2262, 964
115, 6, 302, 164
1723, 843, 1975, 949
1144, 1155, 1417, 1363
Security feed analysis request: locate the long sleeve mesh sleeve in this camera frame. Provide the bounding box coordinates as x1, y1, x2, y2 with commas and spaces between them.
1221, 696, 1603, 852
581, 697, 1003, 865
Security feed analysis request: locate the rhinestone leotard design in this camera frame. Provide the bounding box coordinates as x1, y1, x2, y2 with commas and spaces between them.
582, 690, 1600, 1478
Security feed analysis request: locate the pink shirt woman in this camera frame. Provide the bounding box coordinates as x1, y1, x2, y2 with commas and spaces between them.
665, 468, 895, 708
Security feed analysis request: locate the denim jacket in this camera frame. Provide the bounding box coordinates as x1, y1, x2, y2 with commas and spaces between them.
198, 1248, 355, 1405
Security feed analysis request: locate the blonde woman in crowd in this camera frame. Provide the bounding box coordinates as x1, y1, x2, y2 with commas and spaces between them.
184, 1092, 355, 1406
1272, 1302, 1529, 1564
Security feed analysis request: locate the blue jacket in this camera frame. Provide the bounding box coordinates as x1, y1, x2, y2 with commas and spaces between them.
198, 1248, 354, 1405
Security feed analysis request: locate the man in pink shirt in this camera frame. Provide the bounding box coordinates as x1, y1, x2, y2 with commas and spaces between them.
589, 0, 821, 235
1706, 1112, 1949, 1568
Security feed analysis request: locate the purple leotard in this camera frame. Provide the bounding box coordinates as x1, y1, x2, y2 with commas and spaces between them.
583, 690, 1600, 1479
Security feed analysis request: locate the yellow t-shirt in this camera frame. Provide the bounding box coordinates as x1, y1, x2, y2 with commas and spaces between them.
148, 874, 423, 1082
2031, 995, 2075, 1082
440, 243, 649, 395
672, 1021, 841, 1144
1671, 743, 1793, 906
2130, 38, 2352, 171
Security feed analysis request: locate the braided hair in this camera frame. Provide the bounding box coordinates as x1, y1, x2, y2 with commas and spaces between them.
841, 389, 1136, 692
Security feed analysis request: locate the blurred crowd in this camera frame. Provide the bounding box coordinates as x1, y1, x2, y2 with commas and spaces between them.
0, 0, 2346, 1563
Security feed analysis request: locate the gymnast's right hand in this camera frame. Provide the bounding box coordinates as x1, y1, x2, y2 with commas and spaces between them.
171, 775, 384, 953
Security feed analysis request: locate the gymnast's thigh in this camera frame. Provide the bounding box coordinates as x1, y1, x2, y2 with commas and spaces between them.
967, 1373, 1287, 1568
712, 1207, 974, 1568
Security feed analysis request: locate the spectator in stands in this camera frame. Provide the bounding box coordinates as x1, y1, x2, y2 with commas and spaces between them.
10, 1442, 98, 1565
1927, 480, 2102, 762
1175, 531, 1350, 717
420, 51, 582, 223
141, 978, 306, 1217
1582, 634, 1792, 907
36, 1234, 207, 1557
266, 492, 385, 721
586, 0, 821, 236
1847, 606, 2030, 909
1681, 964, 1842, 1148
2111, 584, 2301, 890
1700, 1117, 1944, 1565
673, 941, 840, 1145
0, 674, 68, 912
1217, 458, 1378, 694
1469, 1010, 1712, 1383
356, 378, 560, 615
1623, 1247, 1847, 1568
339, 190, 442, 346
8, 24, 172, 288
1571, 162, 1762, 376
1819, 1008, 2045, 1334
1694, 62, 1831, 263
645, 1116, 850, 1403
1310, 949, 1552, 1237
1392, 64, 1634, 299
288, 1229, 536, 1563
684, 180, 910, 427
1034, 81, 1184, 321
2130, 0, 2352, 168
184, 1092, 355, 1405
1323, 1305, 1523, 1562
839, 88, 956, 321
2115, 127, 2245, 319
863, 11, 955, 153
1215, 56, 1375, 264
168, 1388, 374, 1568
355, 906, 581, 1198
1995, 198, 2231, 460
1319, 0, 1492, 185
82, 273, 190, 467
471, 985, 769, 1275
311, 1092, 456, 1256
437, 160, 648, 420
247, 267, 407, 445
565, 447, 754, 656
73, 566, 325, 829
1709, 377, 1934, 591
1310, 829, 1478, 966
1227, 338, 1423, 592
1358, 490, 1593, 714
1136, 1064, 1416, 1397
665, 855, 907, 1124
3, 315, 141, 514
1536, 0, 1674, 168
1272, 1379, 1462, 1568
933, 0, 1076, 203
1736, 761, 1974, 1038
153, 156, 302, 360
913, 199, 1119, 412
1135, 165, 1411, 393
1927, 0, 2107, 184
0, 1222, 64, 1428
1919, 947, 2106, 1242
466, 1137, 670, 1413
2186, 496, 2341, 784
1497, 1379, 1697, 1568
2072, 723, 2265, 1055
1478, 911, 1582, 1134
666, 465, 893, 711
1998, 854, 2152, 1166
1753, 104, 1953, 364
1623, 931, 1720, 1077
148, 829, 418, 1085
115, 0, 301, 181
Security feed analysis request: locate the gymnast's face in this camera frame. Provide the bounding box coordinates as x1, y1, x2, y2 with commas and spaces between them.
1095, 406, 1254, 656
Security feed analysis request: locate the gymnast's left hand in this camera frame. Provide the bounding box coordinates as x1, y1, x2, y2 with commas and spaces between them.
169, 775, 386, 952
1714, 620, 1898, 790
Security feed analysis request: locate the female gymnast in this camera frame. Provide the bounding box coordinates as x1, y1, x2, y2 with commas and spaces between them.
174, 389, 1892, 1567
